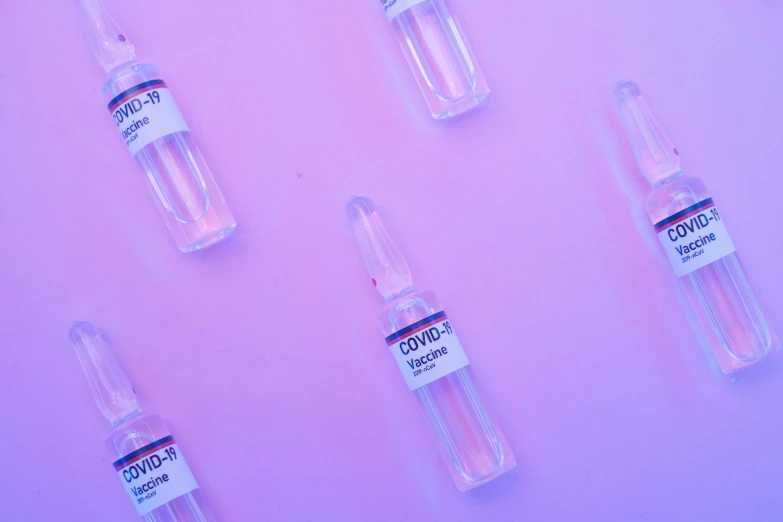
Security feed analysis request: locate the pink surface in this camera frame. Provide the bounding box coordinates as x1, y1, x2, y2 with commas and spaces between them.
2, 1, 783, 520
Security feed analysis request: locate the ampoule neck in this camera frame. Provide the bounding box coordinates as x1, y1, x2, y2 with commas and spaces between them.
384, 285, 417, 303
111, 409, 144, 428
650, 170, 685, 189
105, 59, 140, 79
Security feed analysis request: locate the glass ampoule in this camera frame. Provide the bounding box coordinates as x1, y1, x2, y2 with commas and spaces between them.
346, 196, 515, 490
69, 321, 207, 521
614, 81, 779, 373
379, 0, 489, 119
77, 0, 236, 252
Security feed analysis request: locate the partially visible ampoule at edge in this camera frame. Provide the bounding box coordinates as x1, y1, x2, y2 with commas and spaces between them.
379, 0, 489, 119
69, 321, 207, 521
77, 0, 236, 252
614, 81, 779, 373
346, 196, 515, 490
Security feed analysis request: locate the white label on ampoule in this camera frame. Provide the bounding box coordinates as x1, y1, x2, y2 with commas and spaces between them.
379, 0, 428, 21
113, 435, 199, 516
107, 80, 190, 157
385, 311, 470, 391
654, 198, 737, 278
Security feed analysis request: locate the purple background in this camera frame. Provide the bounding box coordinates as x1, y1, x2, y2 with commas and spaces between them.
2, 0, 783, 520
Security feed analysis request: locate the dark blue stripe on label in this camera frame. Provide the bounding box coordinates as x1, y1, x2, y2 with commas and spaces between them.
107, 79, 166, 110
384, 311, 447, 344
112, 435, 174, 469
653, 198, 714, 231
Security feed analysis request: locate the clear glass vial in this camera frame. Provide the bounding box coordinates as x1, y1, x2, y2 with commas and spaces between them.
346, 196, 515, 490
615, 81, 778, 373
380, 0, 490, 119
69, 321, 208, 521
78, 0, 236, 252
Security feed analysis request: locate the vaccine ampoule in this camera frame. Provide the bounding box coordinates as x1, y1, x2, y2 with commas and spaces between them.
69, 321, 207, 521
615, 81, 779, 373
379, 0, 490, 119
77, 0, 236, 252
346, 196, 516, 490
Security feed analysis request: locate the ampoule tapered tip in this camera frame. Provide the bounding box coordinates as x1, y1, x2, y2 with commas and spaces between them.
77, 0, 136, 74
346, 195, 414, 301
614, 81, 682, 185
69, 321, 141, 427
613, 80, 641, 100
69, 320, 99, 342
345, 195, 375, 221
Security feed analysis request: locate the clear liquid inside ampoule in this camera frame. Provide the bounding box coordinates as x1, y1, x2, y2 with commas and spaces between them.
102, 63, 236, 253
382, 291, 515, 490
391, 0, 489, 119
645, 175, 773, 369
107, 414, 207, 522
